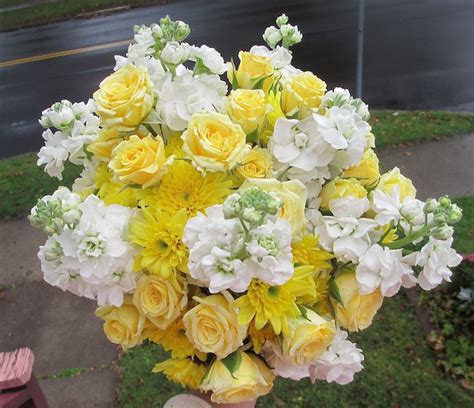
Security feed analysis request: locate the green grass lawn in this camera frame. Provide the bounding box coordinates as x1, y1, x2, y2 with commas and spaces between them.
0, 0, 169, 31
370, 110, 474, 150
0, 111, 473, 219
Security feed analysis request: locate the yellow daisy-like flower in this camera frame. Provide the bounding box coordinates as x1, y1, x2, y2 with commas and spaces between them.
234, 279, 300, 337
248, 322, 276, 354
144, 318, 205, 360
152, 357, 207, 389
261, 90, 285, 145
94, 163, 142, 207
292, 235, 333, 272
284, 265, 318, 304
129, 207, 188, 277
141, 159, 233, 218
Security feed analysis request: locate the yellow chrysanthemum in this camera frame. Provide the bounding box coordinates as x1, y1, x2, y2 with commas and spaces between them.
152, 357, 207, 389
144, 318, 205, 360
235, 279, 300, 337
164, 132, 185, 157
248, 322, 276, 354
94, 163, 146, 207
284, 265, 318, 304
129, 207, 188, 277
140, 159, 233, 217
261, 90, 285, 145
292, 235, 334, 272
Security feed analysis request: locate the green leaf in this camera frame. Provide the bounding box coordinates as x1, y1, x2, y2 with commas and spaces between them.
329, 275, 343, 304
229, 58, 240, 90
297, 305, 311, 321
246, 127, 259, 144
221, 351, 242, 379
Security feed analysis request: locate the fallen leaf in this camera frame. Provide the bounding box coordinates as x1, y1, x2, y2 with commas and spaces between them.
403, 152, 413, 157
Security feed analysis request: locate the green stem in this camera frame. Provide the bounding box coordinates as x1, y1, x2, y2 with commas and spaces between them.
144, 123, 157, 137
382, 224, 430, 250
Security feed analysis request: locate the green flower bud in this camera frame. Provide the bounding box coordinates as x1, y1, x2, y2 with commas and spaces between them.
423, 198, 439, 214
276, 14, 289, 27
242, 207, 263, 225
255, 235, 279, 256
446, 204, 463, 224
174, 20, 191, 41
431, 225, 453, 240
439, 196, 451, 208
223, 194, 242, 219
44, 241, 63, 263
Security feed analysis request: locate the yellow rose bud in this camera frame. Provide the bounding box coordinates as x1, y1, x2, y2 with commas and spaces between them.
241, 178, 307, 238
93, 65, 154, 131
282, 309, 336, 365
320, 178, 367, 210
282, 72, 326, 117
236, 148, 272, 179
330, 269, 383, 332
226, 89, 266, 135
95, 296, 146, 349
108, 134, 173, 188
87, 128, 122, 161
378, 167, 416, 202
183, 293, 247, 359
342, 149, 380, 186
200, 351, 274, 404
133, 275, 187, 330
228, 51, 274, 90
181, 112, 250, 172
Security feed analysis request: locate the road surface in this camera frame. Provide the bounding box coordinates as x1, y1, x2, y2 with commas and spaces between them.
1, 0, 473, 157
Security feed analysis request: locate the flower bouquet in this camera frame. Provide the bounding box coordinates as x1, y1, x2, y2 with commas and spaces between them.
30, 14, 463, 405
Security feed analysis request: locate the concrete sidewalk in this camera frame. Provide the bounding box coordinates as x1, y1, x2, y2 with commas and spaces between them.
0, 219, 118, 408
0, 133, 472, 407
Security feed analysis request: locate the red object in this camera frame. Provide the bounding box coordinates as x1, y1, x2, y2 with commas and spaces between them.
0, 348, 48, 408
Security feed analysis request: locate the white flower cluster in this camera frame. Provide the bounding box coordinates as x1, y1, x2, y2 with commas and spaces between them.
36, 193, 136, 306
37, 100, 99, 179
113, 19, 228, 131
183, 188, 293, 293
263, 13, 302, 49
270, 94, 371, 206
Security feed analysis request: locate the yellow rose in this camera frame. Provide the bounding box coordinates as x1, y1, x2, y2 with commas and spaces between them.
241, 178, 307, 237
320, 178, 367, 210
200, 351, 274, 404
282, 309, 336, 365
95, 296, 145, 349
93, 65, 154, 131
108, 134, 173, 188
183, 293, 247, 359
228, 51, 274, 90
282, 72, 326, 116
226, 89, 266, 135
342, 149, 380, 186
378, 167, 416, 202
87, 128, 122, 161
236, 148, 272, 179
133, 275, 187, 330
330, 269, 383, 332
181, 112, 249, 172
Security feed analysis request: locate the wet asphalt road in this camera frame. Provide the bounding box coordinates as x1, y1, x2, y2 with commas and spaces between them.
1, 0, 473, 158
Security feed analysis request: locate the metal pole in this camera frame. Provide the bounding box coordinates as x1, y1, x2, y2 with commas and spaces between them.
356, 0, 365, 98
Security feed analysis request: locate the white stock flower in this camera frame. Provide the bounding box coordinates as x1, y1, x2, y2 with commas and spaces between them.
183, 205, 252, 293
188, 44, 227, 74
356, 244, 415, 297
270, 116, 335, 172
316, 197, 378, 263
321, 87, 370, 121
250, 45, 293, 69
313, 105, 369, 170
37, 129, 69, 179
244, 218, 294, 285
263, 26, 282, 48
155, 69, 227, 130
310, 329, 364, 385
37, 195, 136, 306
160, 41, 190, 65
406, 237, 462, 290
